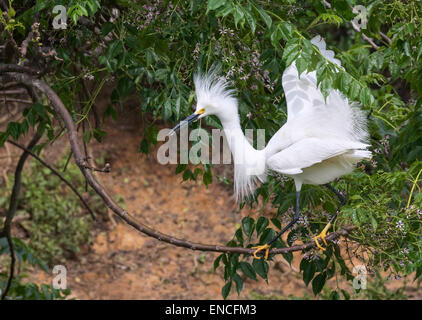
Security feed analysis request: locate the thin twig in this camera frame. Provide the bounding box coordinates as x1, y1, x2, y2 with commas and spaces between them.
84, 163, 111, 173
6, 140, 97, 221
63, 150, 73, 172
380, 31, 392, 45
20, 31, 33, 58
351, 23, 380, 50
0, 98, 33, 104
0, 64, 42, 76
0, 89, 28, 95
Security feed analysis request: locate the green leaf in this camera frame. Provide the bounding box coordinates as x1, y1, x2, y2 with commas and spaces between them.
348, 81, 361, 100
243, 6, 256, 34
330, 290, 340, 300
117, 78, 133, 99
214, 254, 224, 271
303, 261, 316, 286
214, 2, 234, 17
207, 0, 226, 12
252, 258, 269, 280
282, 40, 299, 61
33, 103, 46, 119
370, 216, 378, 231
282, 251, 293, 265
7, 122, 20, 140
312, 272, 327, 295
222, 281, 232, 299
203, 169, 213, 186
256, 217, 269, 235
183, 169, 192, 181
359, 87, 374, 106
283, 41, 300, 67
341, 289, 351, 300
0, 132, 7, 147
104, 104, 117, 120
163, 100, 172, 121
175, 96, 181, 120
107, 40, 123, 60
232, 273, 244, 295
93, 129, 107, 142
340, 72, 352, 92
239, 261, 257, 280
259, 228, 275, 243
253, 5, 272, 29
270, 25, 283, 47
281, 21, 294, 39
101, 22, 115, 36
242, 217, 255, 240
296, 56, 308, 77
233, 5, 245, 28
270, 218, 281, 230
175, 164, 186, 174
77, 4, 88, 17
235, 228, 244, 246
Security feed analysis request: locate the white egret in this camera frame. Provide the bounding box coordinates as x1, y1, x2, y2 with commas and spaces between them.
171, 35, 371, 259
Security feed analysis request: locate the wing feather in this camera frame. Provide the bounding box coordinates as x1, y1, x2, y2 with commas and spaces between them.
267, 138, 369, 174
280, 35, 370, 145
282, 35, 341, 121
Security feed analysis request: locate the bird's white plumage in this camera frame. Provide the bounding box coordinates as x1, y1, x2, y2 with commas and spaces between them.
192, 36, 371, 201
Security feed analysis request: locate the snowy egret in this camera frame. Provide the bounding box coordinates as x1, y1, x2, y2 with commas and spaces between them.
171, 35, 371, 259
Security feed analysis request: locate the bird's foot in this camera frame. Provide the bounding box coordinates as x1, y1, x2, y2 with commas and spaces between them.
313, 222, 331, 251
251, 244, 270, 260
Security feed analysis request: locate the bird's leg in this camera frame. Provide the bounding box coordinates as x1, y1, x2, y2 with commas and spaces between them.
314, 184, 346, 250
252, 191, 301, 259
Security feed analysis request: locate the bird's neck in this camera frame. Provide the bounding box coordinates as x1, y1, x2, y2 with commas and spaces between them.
218, 113, 266, 201
219, 115, 257, 158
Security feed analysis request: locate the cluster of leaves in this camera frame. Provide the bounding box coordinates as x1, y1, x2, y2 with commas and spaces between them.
1, 0, 421, 299
0, 158, 100, 264
0, 238, 70, 300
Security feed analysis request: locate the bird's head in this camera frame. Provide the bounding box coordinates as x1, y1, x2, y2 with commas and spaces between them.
170, 70, 238, 134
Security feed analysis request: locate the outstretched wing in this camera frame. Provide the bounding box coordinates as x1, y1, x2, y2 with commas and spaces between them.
282, 35, 341, 121
266, 138, 369, 175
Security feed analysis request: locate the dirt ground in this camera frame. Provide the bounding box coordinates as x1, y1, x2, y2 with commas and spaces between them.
1, 92, 421, 300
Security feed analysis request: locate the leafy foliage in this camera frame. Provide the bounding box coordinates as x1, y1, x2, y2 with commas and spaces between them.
0, 238, 70, 300
0, 158, 100, 264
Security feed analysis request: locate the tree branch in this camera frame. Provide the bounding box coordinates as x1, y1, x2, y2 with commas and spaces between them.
380, 31, 392, 46
0, 64, 42, 76
0, 98, 33, 104
6, 139, 96, 220
0, 71, 355, 259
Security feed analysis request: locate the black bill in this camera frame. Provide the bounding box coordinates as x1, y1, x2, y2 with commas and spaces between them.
169, 113, 200, 135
